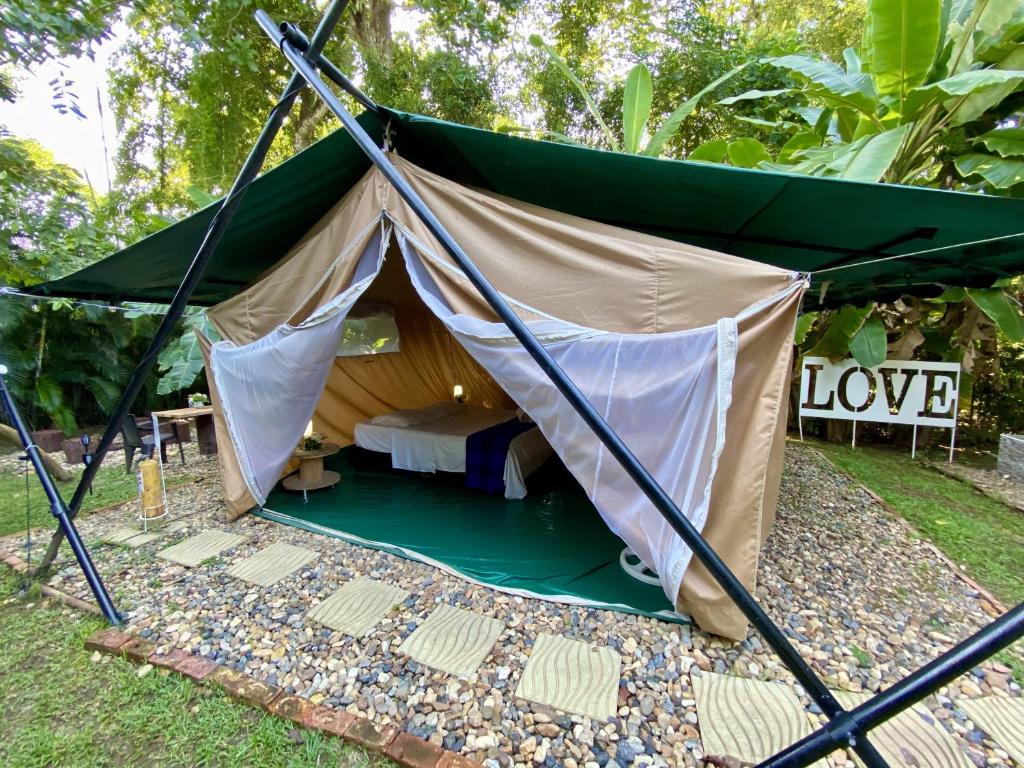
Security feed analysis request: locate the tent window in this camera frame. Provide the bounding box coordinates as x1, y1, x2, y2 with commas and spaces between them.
337, 302, 400, 356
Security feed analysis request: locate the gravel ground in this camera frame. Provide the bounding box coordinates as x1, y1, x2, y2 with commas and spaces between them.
3, 443, 1021, 768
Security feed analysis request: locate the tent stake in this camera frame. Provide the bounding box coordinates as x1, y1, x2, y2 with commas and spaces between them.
30, 0, 353, 586
258, 17, 889, 767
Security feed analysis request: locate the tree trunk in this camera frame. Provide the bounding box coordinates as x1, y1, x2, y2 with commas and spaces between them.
827, 419, 851, 443
0, 424, 73, 482
348, 0, 394, 63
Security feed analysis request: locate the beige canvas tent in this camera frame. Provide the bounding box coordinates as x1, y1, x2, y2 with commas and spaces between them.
199, 155, 804, 639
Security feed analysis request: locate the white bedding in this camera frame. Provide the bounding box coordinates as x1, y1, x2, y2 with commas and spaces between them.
354, 404, 553, 499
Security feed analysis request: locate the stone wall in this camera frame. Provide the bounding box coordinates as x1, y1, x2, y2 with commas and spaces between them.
996, 434, 1024, 482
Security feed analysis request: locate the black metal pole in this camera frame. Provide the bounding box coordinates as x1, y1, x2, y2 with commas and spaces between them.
271, 16, 379, 114
758, 602, 1024, 768
0, 366, 122, 624
56, 0, 352, 527
258, 18, 888, 768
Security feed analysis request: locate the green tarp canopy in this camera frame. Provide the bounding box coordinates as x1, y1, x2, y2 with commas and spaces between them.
35, 107, 1024, 308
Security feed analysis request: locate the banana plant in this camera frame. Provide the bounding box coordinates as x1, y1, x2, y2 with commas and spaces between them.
527, 34, 746, 156
123, 304, 217, 395
797, 282, 1024, 373
719, 0, 1024, 188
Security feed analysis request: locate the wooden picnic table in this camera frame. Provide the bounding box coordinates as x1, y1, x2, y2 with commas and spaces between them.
150, 406, 218, 456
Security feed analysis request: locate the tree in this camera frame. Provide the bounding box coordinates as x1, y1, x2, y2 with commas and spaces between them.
527, 33, 747, 155
0, 135, 106, 286
708, 0, 865, 63
0, 0, 120, 102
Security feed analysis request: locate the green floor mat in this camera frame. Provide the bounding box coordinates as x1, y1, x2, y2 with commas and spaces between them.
258, 447, 684, 622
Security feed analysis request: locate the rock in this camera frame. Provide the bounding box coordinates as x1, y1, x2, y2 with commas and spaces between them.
639, 696, 655, 717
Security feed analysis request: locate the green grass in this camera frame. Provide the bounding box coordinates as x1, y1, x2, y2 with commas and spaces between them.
0, 572, 394, 768
814, 442, 1024, 606
0, 464, 188, 537
813, 442, 1024, 680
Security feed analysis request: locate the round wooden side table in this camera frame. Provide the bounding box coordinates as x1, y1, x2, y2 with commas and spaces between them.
282, 443, 340, 501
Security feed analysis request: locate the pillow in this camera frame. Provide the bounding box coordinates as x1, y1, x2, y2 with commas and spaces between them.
370, 402, 461, 427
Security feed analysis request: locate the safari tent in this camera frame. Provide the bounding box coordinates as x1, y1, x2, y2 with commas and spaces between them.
37, 109, 1024, 640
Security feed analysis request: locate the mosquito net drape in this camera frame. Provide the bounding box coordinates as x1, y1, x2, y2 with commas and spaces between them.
208, 225, 389, 501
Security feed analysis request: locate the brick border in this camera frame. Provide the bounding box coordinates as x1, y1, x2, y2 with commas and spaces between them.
1, 550, 485, 768
84, 626, 485, 768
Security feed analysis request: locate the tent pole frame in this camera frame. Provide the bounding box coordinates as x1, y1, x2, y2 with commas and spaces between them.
29, 0, 353, 581
257, 13, 896, 768
0, 366, 122, 625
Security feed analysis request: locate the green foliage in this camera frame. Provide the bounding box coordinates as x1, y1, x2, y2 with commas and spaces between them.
709, 0, 866, 62
622, 63, 653, 154
688, 138, 729, 162
0, 136, 106, 285
720, 0, 1024, 189
967, 287, 1024, 341
726, 137, 771, 167
0, 300, 169, 434
529, 33, 621, 150
848, 315, 888, 367
793, 311, 819, 344
643, 65, 749, 157
529, 33, 746, 156
0, 1, 119, 76
807, 304, 874, 360
124, 305, 217, 395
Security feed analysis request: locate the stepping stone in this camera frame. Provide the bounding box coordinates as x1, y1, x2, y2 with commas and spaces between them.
959, 696, 1024, 764
691, 672, 828, 767
515, 633, 619, 721
225, 542, 317, 586
399, 604, 502, 677
306, 577, 409, 637
833, 690, 971, 768
103, 527, 159, 548
157, 529, 246, 567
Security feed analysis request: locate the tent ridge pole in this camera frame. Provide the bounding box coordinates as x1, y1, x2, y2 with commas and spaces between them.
31, 0, 353, 588
258, 17, 888, 768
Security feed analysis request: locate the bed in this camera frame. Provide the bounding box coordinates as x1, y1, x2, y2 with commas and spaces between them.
354, 403, 554, 499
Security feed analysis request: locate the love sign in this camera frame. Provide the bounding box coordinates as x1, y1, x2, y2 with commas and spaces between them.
799, 357, 961, 428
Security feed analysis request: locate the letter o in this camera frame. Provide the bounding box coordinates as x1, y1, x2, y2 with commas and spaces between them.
837, 366, 876, 413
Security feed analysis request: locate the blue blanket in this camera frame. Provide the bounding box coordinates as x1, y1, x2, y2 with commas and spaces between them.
465, 418, 534, 494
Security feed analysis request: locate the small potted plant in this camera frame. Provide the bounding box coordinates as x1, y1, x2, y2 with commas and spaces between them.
300, 431, 325, 451
187, 392, 210, 408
